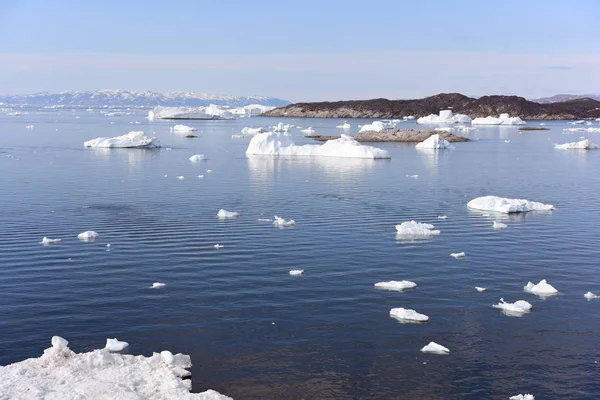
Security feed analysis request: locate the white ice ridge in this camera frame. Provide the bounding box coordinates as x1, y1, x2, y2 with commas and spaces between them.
450, 252, 465, 259
245, 132, 390, 159
554, 139, 599, 150
467, 196, 555, 213
77, 231, 99, 241
389, 308, 429, 322
0, 337, 232, 400
493, 298, 532, 315
217, 209, 241, 219
105, 338, 129, 352
420, 342, 449, 355
374, 281, 417, 291
40, 237, 61, 245
148, 105, 238, 120
510, 394, 535, 400
273, 216, 295, 227
337, 123, 351, 129
415, 134, 455, 149
493, 221, 507, 229
241, 126, 267, 135
416, 110, 472, 124
151, 282, 166, 289
189, 154, 207, 162
395, 221, 440, 237
84, 131, 161, 148
524, 279, 558, 296
170, 124, 197, 133
471, 113, 526, 125
585, 291, 599, 300
289, 269, 304, 276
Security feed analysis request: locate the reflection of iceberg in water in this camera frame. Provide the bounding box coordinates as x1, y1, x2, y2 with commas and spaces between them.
416, 147, 439, 175
88, 148, 159, 171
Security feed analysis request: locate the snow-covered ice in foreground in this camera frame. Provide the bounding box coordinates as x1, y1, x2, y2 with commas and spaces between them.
415, 134, 455, 149
170, 124, 197, 133
150, 282, 166, 289
420, 342, 449, 355
40, 237, 61, 245
273, 216, 295, 227
467, 196, 554, 213
450, 252, 465, 259
584, 291, 599, 300
554, 139, 599, 150
493, 298, 532, 315
471, 113, 526, 125
105, 338, 129, 352
289, 269, 304, 276
493, 221, 508, 229
395, 221, 440, 237
374, 281, 417, 292
524, 279, 558, 296
84, 131, 161, 148
189, 154, 207, 162
246, 132, 390, 159
77, 231, 98, 241
510, 394, 535, 400
475, 287, 486, 292
217, 209, 241, 219
416, 110, 472, 124
389, 308, 429, 322
337, 123, 351, 129
0, 336, 232, 400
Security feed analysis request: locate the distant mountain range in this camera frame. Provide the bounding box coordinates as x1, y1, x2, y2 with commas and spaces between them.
0, 90, 290, 108
531, 94, 600, 104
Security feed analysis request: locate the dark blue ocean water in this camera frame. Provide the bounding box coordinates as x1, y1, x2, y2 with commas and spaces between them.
1, 109, 600, 399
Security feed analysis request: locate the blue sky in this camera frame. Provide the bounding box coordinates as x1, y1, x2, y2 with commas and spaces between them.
1, 0, 599, 101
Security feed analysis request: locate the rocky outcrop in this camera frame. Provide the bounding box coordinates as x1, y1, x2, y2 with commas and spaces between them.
262, 93, 600, 120
307, 129, 469, 143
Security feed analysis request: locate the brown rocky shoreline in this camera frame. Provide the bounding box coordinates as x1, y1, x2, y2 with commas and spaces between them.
307, 129, 469, 143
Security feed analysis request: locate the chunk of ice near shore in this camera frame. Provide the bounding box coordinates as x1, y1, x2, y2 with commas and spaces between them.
415, 134, 455, 149
471, 113, 526, 125
493, 298, 532, 314
554, 139, 599, 150
389, 308, 429, 322
84, 131, 160, 148
420, 342, 449, 354
189, 154, 207, 162
467, 196, 554, 213
450, 252, 465, 259
217, 209, 241, 219
273, 216, 295, 227
524, 279, 558, 296
585, 291, 599, 300
241, 126, 267, 135
395, 221, 440, 237
40, 237, 61, 245
416, 110, 472, 124
337, 123, 351, 129
77, 231, 99, 241
105, 338, 129, 352
289, 269, 304, 276
510, 395, 535, 400
374, 281, 417, 291
150, 282, 166, 289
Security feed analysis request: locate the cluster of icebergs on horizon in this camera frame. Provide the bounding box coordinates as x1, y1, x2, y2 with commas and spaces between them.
84, 131, 160, 149
554, 139, 599, 150
245, 132, 390, 159
416, 110, 526, 126
471, 113, 526, 125
467, 196, 554, 213
0, 336, 231, 400
148, 104, 274, 120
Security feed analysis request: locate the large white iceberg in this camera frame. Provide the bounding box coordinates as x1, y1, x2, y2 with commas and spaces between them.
471, 113, 526, 125
554, 139, 599, 150
395, 221, 440, 237
0, 337, 231, 400
374, 280, 417, 291
417, 110, 472, 124
358, 120, 399, 132
84, 131, 161, 148
467, 196, 554, 213
389, 308, 429, 322
420, 342, 449, 355
524, 279, 558, 296
246, 132, 390, 159
493, 298, 532, 315
415, 134, 455, 149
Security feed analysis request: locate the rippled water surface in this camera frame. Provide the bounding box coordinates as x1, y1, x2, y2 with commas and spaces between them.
1, 110, 600, 399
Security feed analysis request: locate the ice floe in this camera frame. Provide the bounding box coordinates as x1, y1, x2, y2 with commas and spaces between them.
272, 122, 293, 133
389, 308, 429, 323
300, 127, 315, 134
26, 124, 34, 129
189, 154, 207, 162
554, 139, 599, 150
77, 231, 99, 241
417, 110, 472, 124
105, 338, 129, 352
406, 174, 419, 179
415, 134, 455, 149
289, 269, 304, 276
241, 127, 267, 135
197, 175, 205, 179
395, 221, 440, 237
563, 127, 600, 133
450, 252, 465, 259
84, 131, 161, 148
0, 336, 231, 400
467, 196, 554, 213
438, 215, 448, 219
273, 216, 295, 227
177, 176, 185, 180
374, 281, 417, 291
150, 282, 166, 289
214, 244, 224, 249
472, 113, 526, 125
510, 394, 535, 400
524, 279, 558, 296
217, 209, 241, 219
359, 121, 387, 132
40, 237, 61, 245
475, 287, 486, 292
245, 132, 390, 159
337, 123, 351, 129
258, 218, 273, 222
493, 298, 532, 315
584, 291, 599, 300
206, 169, 212, 173
420, 342, 449, 355
170, 124, 196, 133
493, 221, 507, 229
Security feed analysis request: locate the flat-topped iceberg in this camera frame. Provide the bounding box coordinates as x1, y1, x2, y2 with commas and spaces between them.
217, 209, 241, 219
149, 105, 234, 120
374, 280, 417, 291
246, 132, 390, 159
524, 279, 558, 296
554, 139, 599, 150
415, 133, 455, 149
467, 196, 554, 213
84, 131, 160, 148
170, 124, 196, 133
395, 221, 440, 237
417, 110, 472, 124
472, 113, 526, 125
389, 308, 429, 323
421, 342, 449, 355
493, 298, 532, 315
0, 337, 231, 400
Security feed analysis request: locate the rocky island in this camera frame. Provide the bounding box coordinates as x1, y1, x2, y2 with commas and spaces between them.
307, 129, 469, 143
262, 93, 600, 120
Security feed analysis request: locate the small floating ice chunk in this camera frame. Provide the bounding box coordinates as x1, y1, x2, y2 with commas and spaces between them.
475, 287, 486, 292
241, 126, 267, 135
206, 169, 212, 173
406, 174, 419, 179
374, 281, 417, 291
438, 215, 448, 219
176, 176, 185, 180
467, 196, 554, 213
524, 279, 558, 296
189, 154, 207, 162
197, 175, 204, 179
389, 308, 429, 322
554, 139, 599, 150
40, 237, 61, 245
150, 282, 166, 289
584, 291, 599, 300
214, 244, 224, 249
395, 221, 440, 237
300, 127, 315, 134
217, 209, 241, 219
170, 124, 196, 133
450, 252, 465, 259
273, 216, 295, 227
25, 125, 34, 129
493, 221, 507, 229
510, 394, 535, 400
415, 134, 455, 149
105, 338, 129, 352
336, 123, 351, 129
420, 342, 449, 354
289, 269, 304, 276
493, 298, 532, 315
257, 218, 273, 222
77, 231, 99, 241
52, 336, 69, 350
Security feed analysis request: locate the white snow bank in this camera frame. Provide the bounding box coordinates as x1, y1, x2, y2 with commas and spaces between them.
217, 209, 241, 219
246, 132, 390, 159
475, 287, 486, 292
150, 282, 166, 289
493, 298, 532, 315
374, 281, 417, 291
40, 237, 61, 245
450, 252, 465, 259
105, 338, 129, 352
585, 291, 599, 300
493, 221, 507, 229
189, 154, 207, 162
421, 342, 449, 355
415, 134, 455, 149
554, 139, 599, 150
241, 127, 267, 135
395, 221, 440, 237
84, 131, 161, 148
524, 279, 558, 296
0, 337, 231, 400
472, 113, 526, 125
467, 196, 554, 213
417, 110, 472, 124
289, 269, 304, 276
389, 308, 429, 322
273, 216, 295, 227
77, 231, 98, 241
510, 394, 535, 400
337, 123, 351, 129
170, 124, 196, 133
